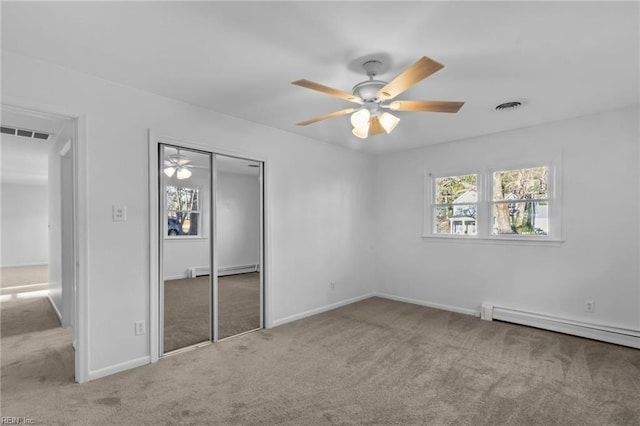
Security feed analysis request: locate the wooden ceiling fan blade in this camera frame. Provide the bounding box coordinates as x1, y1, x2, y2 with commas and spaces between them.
292, 79, 363, 104
368, 116, 386, 136
296, 108, 356, 126
389, 100, 465, 113
377, 56, 444, 101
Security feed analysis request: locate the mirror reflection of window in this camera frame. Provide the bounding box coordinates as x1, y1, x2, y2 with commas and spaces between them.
166, 186, 200, 236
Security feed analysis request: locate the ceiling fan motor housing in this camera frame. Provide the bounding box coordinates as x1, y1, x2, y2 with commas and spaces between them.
352, 80, 387, 102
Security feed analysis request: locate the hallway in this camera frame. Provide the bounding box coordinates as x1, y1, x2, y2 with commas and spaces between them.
1, 264, 74, 396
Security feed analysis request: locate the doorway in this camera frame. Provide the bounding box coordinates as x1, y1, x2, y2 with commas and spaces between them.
0, 104, 79, 382
158, 143, 264, 355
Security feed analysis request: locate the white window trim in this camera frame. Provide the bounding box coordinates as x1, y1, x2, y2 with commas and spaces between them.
423, 155, 563, 244
165, 185, 203, 238
430, 172, 479, 236
163, 235, 208, 241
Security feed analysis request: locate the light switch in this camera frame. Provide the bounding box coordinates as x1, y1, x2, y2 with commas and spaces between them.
112, 205, 127, 222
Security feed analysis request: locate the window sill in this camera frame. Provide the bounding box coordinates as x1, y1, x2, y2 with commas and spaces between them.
164, 236, 207, 241
422, 234, 564, 247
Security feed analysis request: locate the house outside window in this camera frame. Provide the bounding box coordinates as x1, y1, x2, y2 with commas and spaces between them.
166, 186, 200, 237
425, 161, 560, 242
433, 174, 478, 235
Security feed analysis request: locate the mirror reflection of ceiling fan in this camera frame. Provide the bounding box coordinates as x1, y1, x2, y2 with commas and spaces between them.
163, 149, 206, 180
292, 55, 464, 139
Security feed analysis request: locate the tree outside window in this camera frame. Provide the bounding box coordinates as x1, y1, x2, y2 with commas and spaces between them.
492, 167, 548, 235
433, 174, 478, 235
166, 186, 200, 236
427, 164, 555, 239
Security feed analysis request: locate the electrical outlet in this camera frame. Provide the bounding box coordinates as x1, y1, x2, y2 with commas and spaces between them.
135, 320, 145, 335
330, 282, 336, 290
585, 300, 595, 313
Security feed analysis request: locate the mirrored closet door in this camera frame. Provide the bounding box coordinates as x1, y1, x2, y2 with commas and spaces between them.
215, 155, 262, 339
159, 144, 264, 355
160, 145, 212, 354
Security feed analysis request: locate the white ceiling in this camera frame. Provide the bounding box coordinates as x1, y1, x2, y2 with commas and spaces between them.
1, 1, 638, 155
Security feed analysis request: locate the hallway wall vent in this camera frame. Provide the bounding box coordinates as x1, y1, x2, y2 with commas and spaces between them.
1, 125, 51, 140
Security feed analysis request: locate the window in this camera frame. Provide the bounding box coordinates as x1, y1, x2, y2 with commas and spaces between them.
492, 167, 548, 236
426, 162, 560, 241
166, 186, 200, 237
433, 174, 478, 235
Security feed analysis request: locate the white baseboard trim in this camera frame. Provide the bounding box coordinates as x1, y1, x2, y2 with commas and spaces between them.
164, 274, 187, 281
373, 292, 481, 317
88, 356, 151, 381
0, 262, 48, 268
218, 265, 259, 277
271, 293, 375, 328
483, 304, 640, 349
47, 294, 63, 323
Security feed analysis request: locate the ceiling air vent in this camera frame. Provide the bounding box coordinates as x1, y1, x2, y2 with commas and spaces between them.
0, 125, 51, 141
495, 101, 523, 111
33, 132, 50, 140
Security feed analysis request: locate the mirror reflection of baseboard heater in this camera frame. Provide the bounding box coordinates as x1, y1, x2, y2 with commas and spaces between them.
189, 264, 260, 278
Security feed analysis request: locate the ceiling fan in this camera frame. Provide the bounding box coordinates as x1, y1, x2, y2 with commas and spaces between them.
292, 56, 464, 139
164, 150, 198, 180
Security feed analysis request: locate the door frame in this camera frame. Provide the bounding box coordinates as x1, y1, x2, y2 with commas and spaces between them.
148, 131, 269, 362
1, 100, 88, 383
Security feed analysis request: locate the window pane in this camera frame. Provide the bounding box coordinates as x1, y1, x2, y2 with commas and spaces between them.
167, 212, 201, 236
435, 174, 477, 204
166, 186, 200, 236
167, 186, 199, 211
492, 201, 548, 235
493, 167, 548, 201
434, 205, 477, 235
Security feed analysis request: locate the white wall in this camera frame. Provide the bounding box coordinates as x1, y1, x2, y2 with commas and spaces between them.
162, 163, 211, 280
47, 127, 75, 325
1, 51, 376, 378
375, 106, 640, 329
0, 182, 49, 267
217, 170, 260, 271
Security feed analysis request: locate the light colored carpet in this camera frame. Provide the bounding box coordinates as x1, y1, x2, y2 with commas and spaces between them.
1, 268, 74, 406
163, 277, 210, 352
218, 272, 260, 339
1, 297, 61, 337
2, 297, 640, 425
0, 265, 48, 288
1, 264, 59, 337
163, 272, 260, 352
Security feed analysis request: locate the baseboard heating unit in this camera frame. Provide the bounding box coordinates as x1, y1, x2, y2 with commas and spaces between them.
189, 264, 260, 278
481, 303, 640, 349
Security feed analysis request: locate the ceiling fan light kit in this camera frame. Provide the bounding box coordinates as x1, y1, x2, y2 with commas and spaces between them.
176, 167, 192, 180
164, 166, 176, 178
379, 112, 400, 133
164, 151, 196, 180
293, 55, 464, 139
